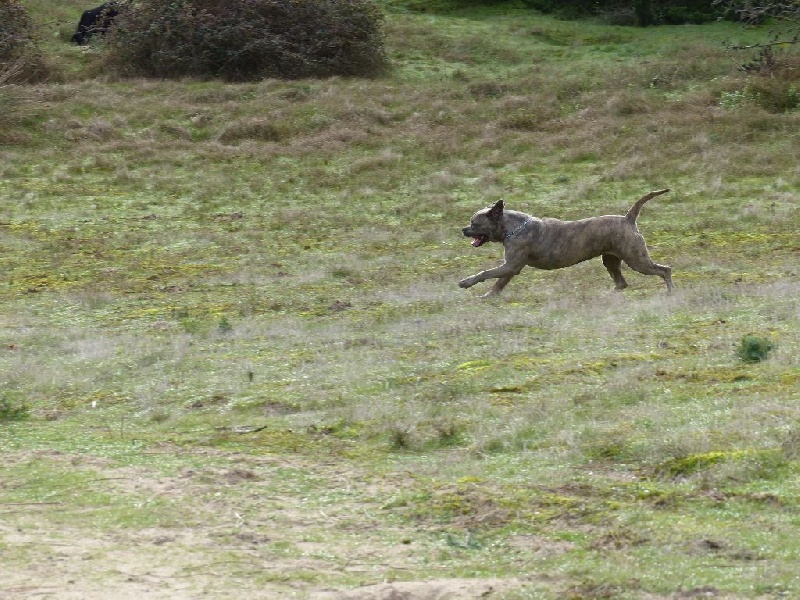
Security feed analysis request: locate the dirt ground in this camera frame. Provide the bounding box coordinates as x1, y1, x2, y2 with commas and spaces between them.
0, 448, 537, 599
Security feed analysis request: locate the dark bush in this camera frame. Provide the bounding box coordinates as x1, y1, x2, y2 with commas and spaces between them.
665, 2, 720, 24
522, 0, 724, 24
521, 0, 598, 21
103, 0, 389, 81
0, 0, 47, 82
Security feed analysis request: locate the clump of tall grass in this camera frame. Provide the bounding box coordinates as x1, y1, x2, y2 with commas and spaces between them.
217, 119, 288, 145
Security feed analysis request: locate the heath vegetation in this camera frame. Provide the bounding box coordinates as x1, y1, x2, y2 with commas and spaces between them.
1, 0, 798, 598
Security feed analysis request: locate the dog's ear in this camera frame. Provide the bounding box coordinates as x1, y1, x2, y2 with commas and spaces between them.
487, 200, 504, 221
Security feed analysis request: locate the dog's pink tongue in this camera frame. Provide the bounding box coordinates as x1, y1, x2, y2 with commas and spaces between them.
471, 237, 483, 247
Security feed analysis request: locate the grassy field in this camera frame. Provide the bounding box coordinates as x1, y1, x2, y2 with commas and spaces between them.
1, 1, 799, 598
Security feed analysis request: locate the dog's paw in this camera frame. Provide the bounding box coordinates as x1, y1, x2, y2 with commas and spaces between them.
458, 277, 475, 289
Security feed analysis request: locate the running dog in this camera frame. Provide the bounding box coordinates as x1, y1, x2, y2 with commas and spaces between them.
459, 189, 674, 297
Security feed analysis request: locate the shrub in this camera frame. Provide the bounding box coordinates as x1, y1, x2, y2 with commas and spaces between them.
0, 0, 47, 82
0, 0, 32, 64
736, 335, 774, 363
746, 79, 800, 113
656, 3, 718, 24
522, 0, 724, 24
521, 0, 599, 21
0, 392, 29, 423
103, 0, 389, 81
719, 80, 800, 113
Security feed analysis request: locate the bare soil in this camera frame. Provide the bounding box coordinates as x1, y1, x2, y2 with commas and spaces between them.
0, 448, 539, 599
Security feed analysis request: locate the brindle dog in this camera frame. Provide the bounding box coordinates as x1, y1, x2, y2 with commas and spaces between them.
459, 189, 674, 297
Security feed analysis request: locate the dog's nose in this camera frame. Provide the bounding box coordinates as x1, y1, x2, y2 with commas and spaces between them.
462, 227, 471, 236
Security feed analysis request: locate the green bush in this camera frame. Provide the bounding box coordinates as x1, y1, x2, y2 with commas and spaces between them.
736, 335, 774, 363
103, 0, 389, 81
0, 392, 29, 423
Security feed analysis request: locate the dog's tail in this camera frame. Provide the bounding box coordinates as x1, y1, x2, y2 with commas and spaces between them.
626, 188, 670, 223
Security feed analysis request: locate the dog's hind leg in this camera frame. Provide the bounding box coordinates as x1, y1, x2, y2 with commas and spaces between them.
602, 254, 628, 290
622, 247, 675, 291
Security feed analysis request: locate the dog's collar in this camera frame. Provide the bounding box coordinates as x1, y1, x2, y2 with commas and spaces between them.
505, 218, 533, 239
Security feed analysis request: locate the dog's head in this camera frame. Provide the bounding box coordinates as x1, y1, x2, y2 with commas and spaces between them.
462, 200, 505, 247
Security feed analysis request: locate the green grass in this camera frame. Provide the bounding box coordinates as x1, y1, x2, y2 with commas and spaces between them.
1, 2, 799, 598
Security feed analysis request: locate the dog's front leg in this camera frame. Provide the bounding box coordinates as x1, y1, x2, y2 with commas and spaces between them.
459, 262, 522, 293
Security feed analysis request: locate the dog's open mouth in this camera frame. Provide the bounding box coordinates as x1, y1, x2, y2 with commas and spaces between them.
471, 235, 488, 247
